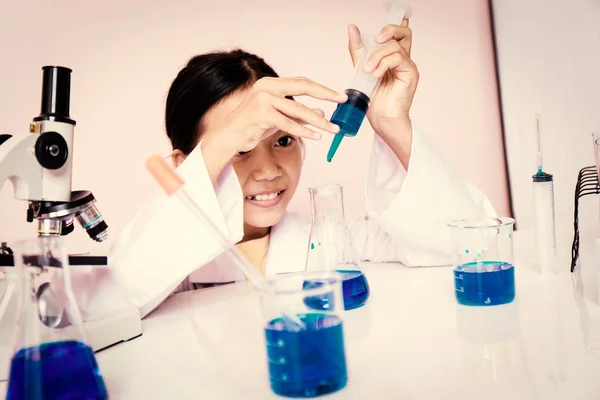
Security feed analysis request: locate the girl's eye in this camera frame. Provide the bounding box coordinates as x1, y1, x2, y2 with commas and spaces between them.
237, 150, 250, 156
276, 135, 295, 147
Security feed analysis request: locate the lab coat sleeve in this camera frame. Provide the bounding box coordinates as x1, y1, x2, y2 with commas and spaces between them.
100, 141, 244, 318
350, 122, 497, 267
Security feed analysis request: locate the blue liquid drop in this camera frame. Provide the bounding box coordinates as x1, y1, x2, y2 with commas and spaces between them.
7, 340, 108, 400
265, 313, 347, 398
303, 270, 370, 311
453, 261, 515, 306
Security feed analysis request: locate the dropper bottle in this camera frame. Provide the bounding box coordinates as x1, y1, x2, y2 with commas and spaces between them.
327, 1, 412, 162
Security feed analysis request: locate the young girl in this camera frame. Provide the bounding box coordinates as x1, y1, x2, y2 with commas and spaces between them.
105, 21, 496, 318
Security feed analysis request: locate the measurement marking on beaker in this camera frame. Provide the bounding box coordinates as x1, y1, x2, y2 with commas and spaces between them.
266, 339, 286, 348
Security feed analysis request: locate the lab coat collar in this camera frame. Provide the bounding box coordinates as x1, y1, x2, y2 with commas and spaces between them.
187, 212, 310, 283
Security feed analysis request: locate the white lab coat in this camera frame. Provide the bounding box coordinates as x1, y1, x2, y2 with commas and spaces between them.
85, 122, 496, 320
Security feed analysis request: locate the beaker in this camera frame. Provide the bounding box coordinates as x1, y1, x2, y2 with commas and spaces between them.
260, 271, 348, 398
5, 237, 108, 400
447, 217, 516, 306
305, 184, 370, 310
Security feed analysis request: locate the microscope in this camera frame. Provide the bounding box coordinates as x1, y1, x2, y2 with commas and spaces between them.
0, 66, 108, 261
0, 66, 142, 359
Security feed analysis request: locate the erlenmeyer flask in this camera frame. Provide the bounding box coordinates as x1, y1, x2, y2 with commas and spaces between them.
305, 184, 370, 310
5, 237, 108, 400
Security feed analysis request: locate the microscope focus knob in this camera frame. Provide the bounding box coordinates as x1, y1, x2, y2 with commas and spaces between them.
35, 131, 68, 170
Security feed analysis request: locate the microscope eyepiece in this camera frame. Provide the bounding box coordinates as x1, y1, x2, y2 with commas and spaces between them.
34, 66, 75, 125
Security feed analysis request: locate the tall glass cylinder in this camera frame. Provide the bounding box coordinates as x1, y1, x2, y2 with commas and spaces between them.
305, 184, 370, 310
5, 237, 107, 400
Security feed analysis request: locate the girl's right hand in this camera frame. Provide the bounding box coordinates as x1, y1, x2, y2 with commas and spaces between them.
204, 77, 348, 156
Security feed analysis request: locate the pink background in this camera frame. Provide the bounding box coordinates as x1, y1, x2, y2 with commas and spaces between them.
492, 0, 600, 231
0, 0, 510, 255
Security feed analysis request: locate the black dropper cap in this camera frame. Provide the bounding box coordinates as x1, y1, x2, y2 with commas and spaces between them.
33, 66, 76, 125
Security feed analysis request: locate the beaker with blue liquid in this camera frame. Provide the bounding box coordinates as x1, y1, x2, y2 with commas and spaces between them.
448, 218, 516, 306
304, 185, 370, 310
5, 237, 108, 400
260, 271, 348, 398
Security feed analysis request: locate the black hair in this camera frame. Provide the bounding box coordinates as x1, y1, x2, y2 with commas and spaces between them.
165, 49, 280, 155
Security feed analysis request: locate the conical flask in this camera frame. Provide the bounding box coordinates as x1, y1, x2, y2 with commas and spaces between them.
305, 184, 370, 310
5, 237, 108, 400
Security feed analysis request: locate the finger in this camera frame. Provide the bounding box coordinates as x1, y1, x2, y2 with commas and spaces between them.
270, 109, 323, 140
372, 52, 415, 79
376, 25, 412, 55
401, 18, 409, 27
255, 76, 347, 103
363, 40, 404, 73
311, 108, 325, 118
289, 109, 325, 126
273, 98, 340, 134
347, 24, 364, 67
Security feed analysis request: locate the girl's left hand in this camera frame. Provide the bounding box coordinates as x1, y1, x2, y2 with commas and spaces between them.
347, 19, 418, 139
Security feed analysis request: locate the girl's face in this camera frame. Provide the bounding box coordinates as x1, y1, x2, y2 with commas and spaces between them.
197, 89, 303, 236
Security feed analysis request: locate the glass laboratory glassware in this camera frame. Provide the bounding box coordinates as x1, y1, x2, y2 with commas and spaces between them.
454, 302, 535, 399
0, 265, 18, 384
5, 237, 108, 400
447, 217, 516, 306
260, 271, 347, 398
304, 184, 370, 310
592, 132, 600, 179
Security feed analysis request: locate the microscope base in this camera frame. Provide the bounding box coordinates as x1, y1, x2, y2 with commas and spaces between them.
73, 307, 143, 353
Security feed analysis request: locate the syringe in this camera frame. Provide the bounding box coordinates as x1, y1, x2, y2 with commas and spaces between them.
327, 1, 412, 162
532, 113, 557, 272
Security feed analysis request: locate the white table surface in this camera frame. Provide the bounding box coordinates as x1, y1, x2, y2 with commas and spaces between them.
2, 231, 600, 399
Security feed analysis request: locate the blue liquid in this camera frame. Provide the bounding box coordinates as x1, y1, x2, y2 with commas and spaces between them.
454, 261, 515, 306
339, 270, 370, 310
303, 270, 370, 311
330, 103, 366, 137
7, 340, 108, 400
265, 313, 347, 398
327, 103, 367, 162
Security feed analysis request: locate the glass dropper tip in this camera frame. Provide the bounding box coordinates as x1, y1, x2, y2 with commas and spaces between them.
327, 132, 344, 163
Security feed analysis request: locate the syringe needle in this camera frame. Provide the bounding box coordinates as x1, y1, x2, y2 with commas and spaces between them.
536, 113, 543, 175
